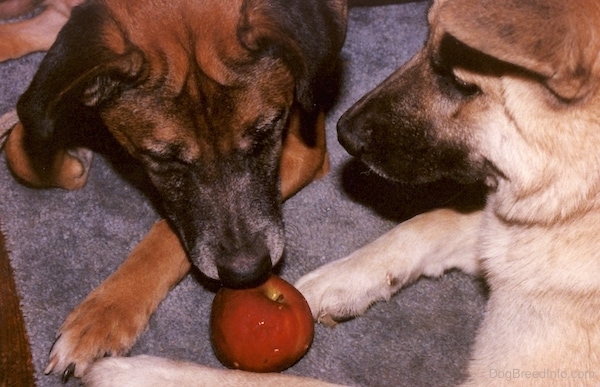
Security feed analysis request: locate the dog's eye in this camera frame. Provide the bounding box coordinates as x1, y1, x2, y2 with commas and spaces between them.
140, 145, 190, 169
431, 57, 480, 98
452, 74, 480, 96
436, 68, 480, 97
246, 111, 286, 145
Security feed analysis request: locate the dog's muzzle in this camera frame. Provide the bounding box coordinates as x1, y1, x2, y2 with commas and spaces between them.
215, 232, 273, 289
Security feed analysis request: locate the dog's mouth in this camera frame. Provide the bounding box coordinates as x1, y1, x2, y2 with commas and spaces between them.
162, 192, 286, 288
188, 221, 286, 289
339, 116, 495, 188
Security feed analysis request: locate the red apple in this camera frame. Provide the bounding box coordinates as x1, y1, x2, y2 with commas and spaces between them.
210, 274, 314, 372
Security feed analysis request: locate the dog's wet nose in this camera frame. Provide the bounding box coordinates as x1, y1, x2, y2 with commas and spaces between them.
337, 111, 371, 158
216, 236, 272, 289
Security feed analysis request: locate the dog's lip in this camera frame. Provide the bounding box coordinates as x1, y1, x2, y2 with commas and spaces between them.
364, 163, 400, 182
358, 158, 431, 185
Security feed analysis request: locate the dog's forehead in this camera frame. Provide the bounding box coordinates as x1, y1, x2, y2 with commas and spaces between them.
101, 0, 255, 88
91, 0, 299, 165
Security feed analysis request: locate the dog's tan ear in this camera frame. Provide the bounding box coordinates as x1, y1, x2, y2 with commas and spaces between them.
16, 2, 145, 181
238, 0, 347, 113
436, 0, 600, 100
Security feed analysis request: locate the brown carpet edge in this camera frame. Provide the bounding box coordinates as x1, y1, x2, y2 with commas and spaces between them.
0, 220, 36, 387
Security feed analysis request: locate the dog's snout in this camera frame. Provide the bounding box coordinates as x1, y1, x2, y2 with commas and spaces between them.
337, 110, 372, 158
216, 235, 273, 289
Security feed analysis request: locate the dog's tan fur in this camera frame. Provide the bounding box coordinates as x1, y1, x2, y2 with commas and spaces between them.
304, 0, 600, 385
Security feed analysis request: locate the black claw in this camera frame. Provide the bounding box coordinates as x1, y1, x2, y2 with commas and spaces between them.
62, 363, 75, 384
48, 334, 61, 356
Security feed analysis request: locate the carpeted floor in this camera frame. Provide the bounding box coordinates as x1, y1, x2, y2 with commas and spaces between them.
0, 1, 488, 386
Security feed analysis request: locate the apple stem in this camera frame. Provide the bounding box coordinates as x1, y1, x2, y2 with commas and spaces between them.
275, 294, 284, 303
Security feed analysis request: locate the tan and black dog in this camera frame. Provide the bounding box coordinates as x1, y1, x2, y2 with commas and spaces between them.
2, 0, 347, 382
298, 0, 600, 386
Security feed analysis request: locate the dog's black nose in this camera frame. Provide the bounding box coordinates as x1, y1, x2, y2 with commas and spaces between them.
216, 236, 272, 289
337, 110, 371, 158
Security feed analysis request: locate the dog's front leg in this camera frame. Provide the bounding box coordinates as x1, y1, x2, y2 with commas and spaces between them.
296, 208, 482, 324
45, 220, 190, 380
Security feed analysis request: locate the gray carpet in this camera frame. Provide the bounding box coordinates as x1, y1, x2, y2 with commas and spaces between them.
0, 1, 488, 386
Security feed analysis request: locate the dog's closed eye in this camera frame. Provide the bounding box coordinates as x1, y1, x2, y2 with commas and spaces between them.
431, 58, 480, 98
243, 110, 287, 151
450, 71, 480, 96
431, 34, 487, 98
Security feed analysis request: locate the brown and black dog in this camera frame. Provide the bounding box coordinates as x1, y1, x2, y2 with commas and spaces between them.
2, 0, 347, 381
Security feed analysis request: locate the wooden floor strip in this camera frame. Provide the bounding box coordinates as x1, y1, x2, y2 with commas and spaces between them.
0, 222, 36, 387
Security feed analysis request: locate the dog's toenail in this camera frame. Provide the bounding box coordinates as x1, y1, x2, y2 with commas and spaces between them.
62, 363, 75, 383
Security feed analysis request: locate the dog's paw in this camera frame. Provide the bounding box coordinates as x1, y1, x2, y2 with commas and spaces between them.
296, 210, 483, 326
57, 147, 94, 190
295, 253, 405, 325
45, 293, 149, 381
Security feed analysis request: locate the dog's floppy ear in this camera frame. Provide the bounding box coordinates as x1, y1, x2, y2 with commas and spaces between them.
17, 2, 144, 174
436, 0, 600, 100
238, 0, 347, 113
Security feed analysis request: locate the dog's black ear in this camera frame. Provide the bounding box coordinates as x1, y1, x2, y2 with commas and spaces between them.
17, 2, 145, 174
238, 0, 347, 113
436, 0, 599, 100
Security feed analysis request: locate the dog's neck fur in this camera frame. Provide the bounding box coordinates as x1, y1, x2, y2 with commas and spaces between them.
481, 196, 600, 297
